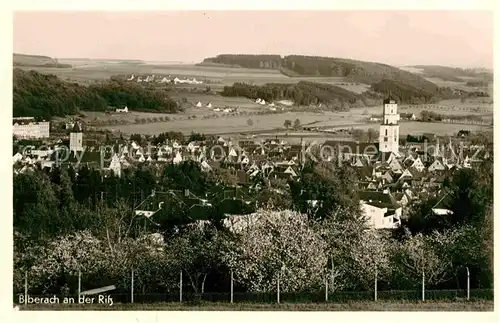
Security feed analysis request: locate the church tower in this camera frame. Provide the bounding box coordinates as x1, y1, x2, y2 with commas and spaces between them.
379, 95, 400, 154
69, 122, 83, 153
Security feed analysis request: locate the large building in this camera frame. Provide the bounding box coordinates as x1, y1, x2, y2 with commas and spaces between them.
69, 123, 84, 153
12, 117, 50, 139
379, 96, 400, 154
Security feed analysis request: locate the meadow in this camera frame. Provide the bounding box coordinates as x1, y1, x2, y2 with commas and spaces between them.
19, 300, 494, 311
99, 109, 369, 136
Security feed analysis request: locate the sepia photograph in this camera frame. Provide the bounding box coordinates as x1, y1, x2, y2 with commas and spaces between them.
10, 7, 494, 314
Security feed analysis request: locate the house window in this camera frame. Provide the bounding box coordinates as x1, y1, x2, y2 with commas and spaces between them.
384, 137, 388, 142
385, 129, 388, 136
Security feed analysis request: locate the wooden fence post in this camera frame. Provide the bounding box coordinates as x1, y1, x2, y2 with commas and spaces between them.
230, 269, 234, 304
179, 270, 183, 302
277, 272, 280, 304
78, 270, 81, 299
422, 270, 425, 301
24, 271, 28, 307
131, 269, 134, 304
325, 275, 328, 302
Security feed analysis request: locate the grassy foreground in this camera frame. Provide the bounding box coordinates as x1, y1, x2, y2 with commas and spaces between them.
20, 300, 494, 311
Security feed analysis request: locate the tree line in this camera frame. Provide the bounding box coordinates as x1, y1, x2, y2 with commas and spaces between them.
221, 81, 380, 108
13, 69, 182, 120
221, 79, 479, 107
419, 110, 484, 122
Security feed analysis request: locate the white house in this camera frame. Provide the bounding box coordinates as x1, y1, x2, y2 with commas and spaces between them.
228, 147, 238, 157
200, 160, 212, 172
207, 103, 213, 108
410, 157, 426, 172
196, 102, 202, 108
283, 166, 297, 177
428, 158, 446, 172
131, 141, 140, 150
187, 142, 200, 153
116, 106, 129, 113
359, 191, 402, 229
431, 208, 454, 216
173, 152, 183, 164
108, 154, 122, 177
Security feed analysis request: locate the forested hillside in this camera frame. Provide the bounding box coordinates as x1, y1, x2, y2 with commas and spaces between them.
13, 69, 182, 120
13, 53, 72, 68
221, 81, 381, 108
203, 54, 438, 92
409, 65, 494, 82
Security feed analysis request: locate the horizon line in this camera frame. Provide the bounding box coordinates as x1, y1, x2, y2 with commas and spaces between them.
12, 52, 493, 70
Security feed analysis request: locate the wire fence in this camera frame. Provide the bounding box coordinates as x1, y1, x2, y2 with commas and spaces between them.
14, 269, 494, 306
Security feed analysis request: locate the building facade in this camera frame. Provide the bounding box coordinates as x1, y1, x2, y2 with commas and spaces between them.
69, 123, 84, 153
13, 117, 50, 139
379, 96, 400, 153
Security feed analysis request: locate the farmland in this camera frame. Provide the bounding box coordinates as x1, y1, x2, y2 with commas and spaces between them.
100, 108, 491, 138
16, 63, 372, 92
82, 89, 492, 138
15, 55, 493, 141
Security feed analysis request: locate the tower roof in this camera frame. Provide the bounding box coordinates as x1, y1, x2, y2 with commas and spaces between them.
383, 94, 399, 104
71, 122, 82, 133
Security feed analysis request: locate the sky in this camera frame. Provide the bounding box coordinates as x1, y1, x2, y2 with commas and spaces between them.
13, 11, 493, 68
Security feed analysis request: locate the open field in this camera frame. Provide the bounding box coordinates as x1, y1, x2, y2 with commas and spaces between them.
102, 111, 366, 135
100, 108, 490, 137
15, 64, 368, 91
19, 300, 494, 311
92, 93, 493, 137
424, 77, 492, 95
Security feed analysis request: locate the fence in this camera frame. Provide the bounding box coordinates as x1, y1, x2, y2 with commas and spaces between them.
14, 269, 494, 306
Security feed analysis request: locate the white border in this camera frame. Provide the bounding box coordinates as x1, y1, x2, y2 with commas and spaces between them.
1, 1, 498, 323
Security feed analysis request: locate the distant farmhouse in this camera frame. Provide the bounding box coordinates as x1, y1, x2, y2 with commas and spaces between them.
116, 106, 129, 113
13, 117, 50, 139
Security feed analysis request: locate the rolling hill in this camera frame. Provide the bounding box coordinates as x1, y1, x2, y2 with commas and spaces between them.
13, 53, 71, 68
202, 54, 439, 93
401, 65, 494, 83
13, 69, 181, 119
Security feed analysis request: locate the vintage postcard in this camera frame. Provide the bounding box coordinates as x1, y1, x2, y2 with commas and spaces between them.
6, 1, 496, 322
